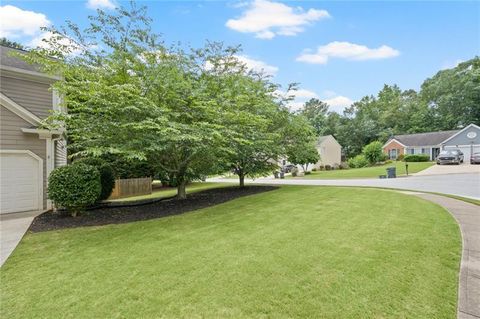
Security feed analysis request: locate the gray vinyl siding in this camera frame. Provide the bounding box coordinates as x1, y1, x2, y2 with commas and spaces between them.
55, 138, 67, 167
0, 75, 52, 119
0, 106, 47, 208
443, 126, 480, 146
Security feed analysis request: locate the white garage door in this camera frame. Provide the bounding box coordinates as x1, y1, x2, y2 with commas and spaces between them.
0, 152, 42, 214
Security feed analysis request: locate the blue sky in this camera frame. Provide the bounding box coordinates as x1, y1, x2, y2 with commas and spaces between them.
1, 0, 479, 112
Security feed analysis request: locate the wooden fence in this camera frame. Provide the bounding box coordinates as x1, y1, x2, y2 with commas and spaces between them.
108, 177, 152, 200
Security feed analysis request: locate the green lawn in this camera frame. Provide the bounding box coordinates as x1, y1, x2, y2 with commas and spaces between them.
108, 182, 231, 202
293, 161, 435, 179
1, 186, 460, 318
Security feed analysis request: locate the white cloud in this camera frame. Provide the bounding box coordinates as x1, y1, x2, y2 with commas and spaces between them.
297, 41, 400, 64
323, 95, 353, 113
294, 89, 318, 99
0, 5, 51, 38
86, 0, 115, 10
235, 55, 279, 76
226, 0, 330, 39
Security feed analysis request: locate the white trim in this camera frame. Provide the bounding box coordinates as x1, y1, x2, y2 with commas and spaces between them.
0, 93, 42, 125
441, 124, 480, 144
45, 138, 54, 210
0, 65, 61, 82
444, 144, 480, 148
383, 138, 406, 148
0, 150, 44, 212
21, 128, 63, 137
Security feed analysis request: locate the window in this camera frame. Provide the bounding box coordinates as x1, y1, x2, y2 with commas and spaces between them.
407, 148, 415, 155
421, 148, 427, 154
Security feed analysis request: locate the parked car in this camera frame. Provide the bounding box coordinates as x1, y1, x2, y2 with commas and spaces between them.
450, 149, 464, 163
282, 164, 296, 173
436, 150, 462, 165
471, 152, 480, 164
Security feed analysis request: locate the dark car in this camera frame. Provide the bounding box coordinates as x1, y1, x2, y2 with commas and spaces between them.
471, 152, 480, 164
282, 164, 296, 173
436, 150, 462, 165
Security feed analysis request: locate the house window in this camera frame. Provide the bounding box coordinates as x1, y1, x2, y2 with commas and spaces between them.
389, 149, 397, 159
407, 148, 415, 155
421, 148, 428, 154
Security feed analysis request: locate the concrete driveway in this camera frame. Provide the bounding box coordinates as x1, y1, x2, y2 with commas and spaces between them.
414, 163, 480, 176
209, 173, 480, 200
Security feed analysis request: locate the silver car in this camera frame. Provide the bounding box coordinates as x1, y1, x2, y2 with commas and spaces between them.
471, 152, 480, 164
436, 150, 462, 165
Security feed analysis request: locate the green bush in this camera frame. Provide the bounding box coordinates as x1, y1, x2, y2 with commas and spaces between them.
404, 154, 430, 162
311, 167, 317, 172
325, 164, 332, 171
73, 158, 115, 201
397, 154, 405, 161
362, 141, 384, 165
48, 164, 101, 216
347, 154, 369, 168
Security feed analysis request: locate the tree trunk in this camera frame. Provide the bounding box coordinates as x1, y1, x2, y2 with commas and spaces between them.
239, 172, 245, 188
177, 180, 187, 199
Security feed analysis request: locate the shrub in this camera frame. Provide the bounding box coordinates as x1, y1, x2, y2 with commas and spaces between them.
385, 159, 393, 164
339, 162, 349, 170
48, 164, 101, 216
325, 164, 332, 171
362, 141, 384, 165
319, 165, 325, 171
291, 167, 298, 177
347, 154, 369, 168
404, 154, 430, 162
397, 154, 405, 161
312, 167, 317, 172
73, 158, 115, 201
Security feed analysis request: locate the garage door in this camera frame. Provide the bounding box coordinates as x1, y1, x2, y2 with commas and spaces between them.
0, 152, 42, 214
445, 145, 480, 163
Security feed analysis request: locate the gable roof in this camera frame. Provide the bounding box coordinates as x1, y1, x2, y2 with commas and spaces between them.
0, 45, 61, 81
389, 130, 459, 147
441, 123, 480, 144
317, 135, 342, 148
0, 45, 40, 72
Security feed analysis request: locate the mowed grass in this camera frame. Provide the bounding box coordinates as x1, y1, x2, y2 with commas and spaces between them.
108, 182, 231, 202
1, 186, 460, 318
294, 161, 434, 179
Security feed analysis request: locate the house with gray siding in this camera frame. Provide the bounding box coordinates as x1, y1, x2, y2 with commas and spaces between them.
383, 124, 480, 161
0, 45, 66, 214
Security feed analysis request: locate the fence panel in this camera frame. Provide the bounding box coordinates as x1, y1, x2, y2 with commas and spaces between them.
108, 177, 152, 200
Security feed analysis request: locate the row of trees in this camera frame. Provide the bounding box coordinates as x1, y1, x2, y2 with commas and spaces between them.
299, 57, 480, 158
25, 4, 317, 199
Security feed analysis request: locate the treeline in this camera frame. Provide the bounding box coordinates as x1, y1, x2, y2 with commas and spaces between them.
24, 3, 317, 198
299, 57, 480, 157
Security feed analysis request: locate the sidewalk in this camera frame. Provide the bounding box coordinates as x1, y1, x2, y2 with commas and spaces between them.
0, 210, 42, 266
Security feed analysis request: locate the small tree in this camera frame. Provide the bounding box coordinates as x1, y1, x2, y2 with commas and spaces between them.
362, 141, 384, 165
286, 142, 320, 172
48, 164, 101, 216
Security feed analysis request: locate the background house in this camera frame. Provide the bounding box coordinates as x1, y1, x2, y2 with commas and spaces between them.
0, 45, 66, 214
383, 124, 480, 161
314, 135, 342, 168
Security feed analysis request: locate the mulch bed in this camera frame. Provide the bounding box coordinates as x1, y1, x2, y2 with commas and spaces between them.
29, 186, 277, 233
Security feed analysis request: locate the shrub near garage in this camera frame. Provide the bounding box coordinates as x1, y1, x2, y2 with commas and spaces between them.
48, 164, 101, 216
404, 154, 430, 162
73, 158, 115, 201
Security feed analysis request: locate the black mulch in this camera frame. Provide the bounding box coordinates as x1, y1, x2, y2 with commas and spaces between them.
29, 186, 277, 233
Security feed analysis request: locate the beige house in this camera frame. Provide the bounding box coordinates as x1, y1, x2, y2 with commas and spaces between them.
0, 45, 66, 214
314, 135, 342, 168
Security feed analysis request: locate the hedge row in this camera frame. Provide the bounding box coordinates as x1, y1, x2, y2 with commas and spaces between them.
403, 154, 430, 162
